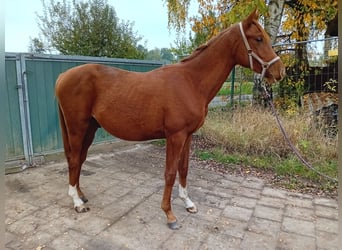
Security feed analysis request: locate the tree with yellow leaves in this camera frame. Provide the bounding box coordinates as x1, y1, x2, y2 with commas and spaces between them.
279, 0, 337, 110
165, 0, 337, 46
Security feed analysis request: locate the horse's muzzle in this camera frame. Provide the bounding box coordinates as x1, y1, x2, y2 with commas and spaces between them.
265, 62, 286, 83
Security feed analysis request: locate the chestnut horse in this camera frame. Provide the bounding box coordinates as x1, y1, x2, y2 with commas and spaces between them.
55, 10, 285, 229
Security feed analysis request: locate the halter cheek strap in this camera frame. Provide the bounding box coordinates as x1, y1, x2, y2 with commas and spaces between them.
239, 22, 280, 80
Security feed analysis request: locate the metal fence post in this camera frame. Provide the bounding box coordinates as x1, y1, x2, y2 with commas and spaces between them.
230, 66, 235, 106
16, 53, 34, 164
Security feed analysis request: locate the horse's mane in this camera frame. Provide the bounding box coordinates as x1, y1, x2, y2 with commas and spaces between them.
181, 44, 208, 63
181, 19, 270, 63
181, 28, 232, 63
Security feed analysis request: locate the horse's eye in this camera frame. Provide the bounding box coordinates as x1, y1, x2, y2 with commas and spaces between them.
256, 37, 263, 42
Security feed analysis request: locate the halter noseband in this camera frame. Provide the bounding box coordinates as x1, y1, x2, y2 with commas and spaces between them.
239, 22, 280, 80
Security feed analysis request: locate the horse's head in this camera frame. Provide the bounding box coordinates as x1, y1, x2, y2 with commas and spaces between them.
236, 9, 285, 83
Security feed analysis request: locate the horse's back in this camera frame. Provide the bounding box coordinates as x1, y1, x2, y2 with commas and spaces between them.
56, 64, 123, 94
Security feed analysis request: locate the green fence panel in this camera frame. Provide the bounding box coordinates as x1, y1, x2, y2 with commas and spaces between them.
23, 55, 163, 157
4, 58, 24, 160
25, 59, 67, 154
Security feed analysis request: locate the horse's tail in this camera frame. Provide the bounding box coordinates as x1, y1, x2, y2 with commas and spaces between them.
57, 104, 71, 158
56, 72, 70, 158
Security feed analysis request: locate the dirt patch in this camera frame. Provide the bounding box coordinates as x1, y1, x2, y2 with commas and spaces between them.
5, 179, 30, 193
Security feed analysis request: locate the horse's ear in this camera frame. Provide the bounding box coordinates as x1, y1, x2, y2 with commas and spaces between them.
245, 9, 259, 25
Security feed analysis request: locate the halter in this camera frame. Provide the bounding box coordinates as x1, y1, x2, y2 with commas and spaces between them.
239, 22, 280, 80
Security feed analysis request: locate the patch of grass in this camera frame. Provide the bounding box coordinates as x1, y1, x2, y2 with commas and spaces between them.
195, 146, 337, 191
217, 82, 253, 96
196, 148, 242, 165
197, 150, 215, 161
197, 106, 337, 190
151, 139, 166, 146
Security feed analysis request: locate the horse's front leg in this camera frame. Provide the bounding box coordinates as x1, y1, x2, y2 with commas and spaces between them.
178, 135, 197, 213
161, 132, 188, 230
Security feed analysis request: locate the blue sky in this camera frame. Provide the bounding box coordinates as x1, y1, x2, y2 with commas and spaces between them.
5, 0, 195, 52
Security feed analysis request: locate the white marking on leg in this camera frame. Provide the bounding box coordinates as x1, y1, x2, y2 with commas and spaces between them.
178, 184, 195, 209
68, 184, 84, 207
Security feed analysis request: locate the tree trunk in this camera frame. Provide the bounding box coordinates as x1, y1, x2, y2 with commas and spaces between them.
253, 0, 285, 106
265, 0, 286, 43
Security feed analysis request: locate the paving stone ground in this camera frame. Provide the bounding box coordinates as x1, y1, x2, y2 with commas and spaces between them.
5, 141, 338, 250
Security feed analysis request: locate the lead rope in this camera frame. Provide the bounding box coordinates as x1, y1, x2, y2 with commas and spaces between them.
260, 82, 337, 183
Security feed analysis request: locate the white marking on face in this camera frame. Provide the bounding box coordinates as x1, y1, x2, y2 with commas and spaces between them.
178, 184, 195, 209
68, 184, 84, 207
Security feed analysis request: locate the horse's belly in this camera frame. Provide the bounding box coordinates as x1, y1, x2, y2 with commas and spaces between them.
103, 126, 165, 141
95, 113, 165, 141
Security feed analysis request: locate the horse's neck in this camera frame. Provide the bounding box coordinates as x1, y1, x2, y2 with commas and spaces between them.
181, 27, 238, 104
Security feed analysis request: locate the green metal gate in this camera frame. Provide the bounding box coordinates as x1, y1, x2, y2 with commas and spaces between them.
5, 55, 25, 161
5, 53, 163, 164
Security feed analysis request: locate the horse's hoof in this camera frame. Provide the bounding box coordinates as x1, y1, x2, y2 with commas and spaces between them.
80, 196, 88, 203
167, 221, 182, 230
186, 206, 198, 213
75, 205, 90, 213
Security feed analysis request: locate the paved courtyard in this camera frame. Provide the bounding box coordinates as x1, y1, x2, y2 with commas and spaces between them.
5, 141, 338, 249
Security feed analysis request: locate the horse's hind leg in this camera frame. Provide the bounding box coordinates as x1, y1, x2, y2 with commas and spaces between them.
67, 118, 98, 213
67, 135, 87, 212
77, 118, 99, 203
178, 136, 197, 213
